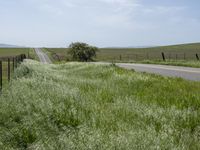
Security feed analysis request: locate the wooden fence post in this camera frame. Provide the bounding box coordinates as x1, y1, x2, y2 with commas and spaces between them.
16, 57, 18, 68
13, 58, 15, 72
196, 54, 199, 60
28, 51, 30, 59
0, 61, 2, 92
20, 54, 23, 62
161, 52, 165, 61
8, 58, 10, 82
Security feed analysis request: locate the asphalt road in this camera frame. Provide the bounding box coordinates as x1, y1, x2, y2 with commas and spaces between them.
95, 62, 200, 81
35, 48, 52, 64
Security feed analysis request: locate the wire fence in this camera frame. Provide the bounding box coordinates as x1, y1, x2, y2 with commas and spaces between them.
98, 52, 200, 62
0, 54, 26, 92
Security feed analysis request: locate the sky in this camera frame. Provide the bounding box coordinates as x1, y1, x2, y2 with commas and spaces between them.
0, 0, 200, 47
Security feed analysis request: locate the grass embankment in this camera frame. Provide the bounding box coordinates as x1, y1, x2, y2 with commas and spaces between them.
0, 60, 200, 149
139, 60, 200, 68
118, 60, 200, 68
46, 43, 200, 63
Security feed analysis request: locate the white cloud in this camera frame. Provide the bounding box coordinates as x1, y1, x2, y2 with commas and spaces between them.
1, 0, 199, 47
38, 3, 63, 16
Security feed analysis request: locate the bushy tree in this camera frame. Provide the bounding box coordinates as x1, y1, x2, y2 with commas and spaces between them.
68, 42, 98, 62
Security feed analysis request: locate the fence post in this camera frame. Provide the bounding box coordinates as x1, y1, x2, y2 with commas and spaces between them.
119, 55, 122, 61
20, 54, 23, 62
0, 61, 2, 92
161, 52, 165, 61
196, 54, 199, 60
184, 53, 186, 60
28, 51, 30, 59
16, 57, 18, 68
176, 54, 178, 60
8, 58, 10, 82
13, 58, 15, 72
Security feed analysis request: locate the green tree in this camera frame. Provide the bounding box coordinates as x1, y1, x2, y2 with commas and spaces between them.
68, 42, 98, 62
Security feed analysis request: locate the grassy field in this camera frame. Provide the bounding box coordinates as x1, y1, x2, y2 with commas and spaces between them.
45, 43, 200, 63
0, 48, 30, 57
0, 60, 200, 149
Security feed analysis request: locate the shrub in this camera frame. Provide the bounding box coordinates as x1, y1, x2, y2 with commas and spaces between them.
68, 42, 98, 62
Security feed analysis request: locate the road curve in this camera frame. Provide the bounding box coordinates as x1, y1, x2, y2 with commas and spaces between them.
94, 62, 200, 81
35, 48, 52, 64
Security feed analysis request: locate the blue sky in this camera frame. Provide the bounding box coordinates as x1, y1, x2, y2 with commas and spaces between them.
0, 0, 200, 47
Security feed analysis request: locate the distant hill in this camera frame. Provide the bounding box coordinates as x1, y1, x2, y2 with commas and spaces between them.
101, 43, 200, 50
149, 42, 200, 49
0, 43, 23, 48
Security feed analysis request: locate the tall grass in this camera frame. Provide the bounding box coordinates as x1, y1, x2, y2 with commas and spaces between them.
0, 60, 200, 149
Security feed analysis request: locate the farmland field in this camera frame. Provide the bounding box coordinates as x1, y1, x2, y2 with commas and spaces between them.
45, 43, 200, 62
0, 60, 200, 149
0, 48, 30, 57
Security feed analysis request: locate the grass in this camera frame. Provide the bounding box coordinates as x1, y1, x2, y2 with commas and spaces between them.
0, 48, 30, 57
0, 60, 200, 149
118, 60, 200, 68
28, 48, 40, 61
45, 43, 200, 63
141, 60, 200, 68
0, 48, 37, 88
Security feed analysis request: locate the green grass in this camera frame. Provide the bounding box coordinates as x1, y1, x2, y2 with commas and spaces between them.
0, 60, 200, 149
0, 48, 30, 57
45, 43, 200, 63
121, 60, 200, 68
28, 48, 40, 61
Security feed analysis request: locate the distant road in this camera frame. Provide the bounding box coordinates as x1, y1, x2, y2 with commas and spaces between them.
35, 48, 52, 64
94, 62, 200, 81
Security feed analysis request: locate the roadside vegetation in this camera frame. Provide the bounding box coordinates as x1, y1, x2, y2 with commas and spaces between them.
28, 48, 39, 61
0, 60, 200, 149
134, 60, 200, 68
110, 60, 200, 68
